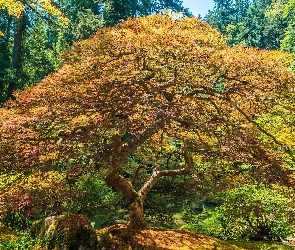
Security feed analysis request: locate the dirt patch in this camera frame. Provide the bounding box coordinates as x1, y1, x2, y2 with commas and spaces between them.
96, 224, 240, 250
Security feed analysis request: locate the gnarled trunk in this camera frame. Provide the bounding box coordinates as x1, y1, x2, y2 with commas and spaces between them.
105, 161, 149, 230
105, 148, 193, 230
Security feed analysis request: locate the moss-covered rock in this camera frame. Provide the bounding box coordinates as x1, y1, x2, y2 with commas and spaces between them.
30, 214, 98, 250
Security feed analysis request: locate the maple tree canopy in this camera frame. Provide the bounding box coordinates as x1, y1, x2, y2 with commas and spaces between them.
1, 14, 295, 229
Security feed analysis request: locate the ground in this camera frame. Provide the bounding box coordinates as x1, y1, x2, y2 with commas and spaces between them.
0, 224, 294, 249
96, 224, 294, 250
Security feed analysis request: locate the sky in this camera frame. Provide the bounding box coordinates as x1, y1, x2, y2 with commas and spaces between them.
182, 0, 215, 17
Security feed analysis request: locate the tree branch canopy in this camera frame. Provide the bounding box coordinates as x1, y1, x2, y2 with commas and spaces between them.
1, 14, 295, 229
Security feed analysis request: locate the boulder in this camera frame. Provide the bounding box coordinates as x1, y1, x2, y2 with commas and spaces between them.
30, 214, 98, 250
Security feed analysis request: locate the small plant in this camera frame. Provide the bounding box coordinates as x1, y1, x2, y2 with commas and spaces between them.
0, 231, 49, 250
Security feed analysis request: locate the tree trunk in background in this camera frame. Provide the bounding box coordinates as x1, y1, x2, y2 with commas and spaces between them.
0, 15, 12, 103
8, 14, 26, 99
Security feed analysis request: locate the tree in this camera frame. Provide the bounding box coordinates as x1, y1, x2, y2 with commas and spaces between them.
101, 0, 191, 25
206, 0, 236, 33
206, 0, 288, 49
1, 14, 295, 230
279, 0, 295, 53
0, 0, 67, 103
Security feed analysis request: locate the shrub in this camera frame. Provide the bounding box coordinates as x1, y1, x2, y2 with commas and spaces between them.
181, 207, 225, 239
0, 170, 114, 230
215, 184, 295, 241
0, 171, 75, 230
0, 231, 49, 250
69, 172, 114, 217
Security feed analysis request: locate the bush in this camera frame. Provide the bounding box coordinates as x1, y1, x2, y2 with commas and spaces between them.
215, 184, 295, 241
0, 171, 75, 231
0, 170, 115, 231
0, 231, 49, 250
69, 172, 114, 217
181, 207, 225, 239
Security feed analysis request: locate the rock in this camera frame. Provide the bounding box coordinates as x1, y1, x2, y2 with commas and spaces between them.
285, 237, 295, 245
30, 214, 98, 250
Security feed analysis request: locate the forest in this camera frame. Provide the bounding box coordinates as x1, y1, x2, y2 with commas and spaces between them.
1, 0, 295, 249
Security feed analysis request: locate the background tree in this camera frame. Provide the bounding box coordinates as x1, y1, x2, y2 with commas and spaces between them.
205, 0, 236, 34
279, 0, 295, 54
0, 0, 67, 103
102, 0, 190, 25
206, 0, 288, 49
1, 14, 295, 230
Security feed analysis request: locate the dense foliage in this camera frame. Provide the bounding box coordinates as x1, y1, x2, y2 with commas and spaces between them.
206, 0, 295, 52
216, 185, 295, 241
183, 185, 295, 241
0, 14, 295, 232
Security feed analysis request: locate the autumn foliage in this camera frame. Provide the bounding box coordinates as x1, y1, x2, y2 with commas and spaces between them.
1, 14, 295, 229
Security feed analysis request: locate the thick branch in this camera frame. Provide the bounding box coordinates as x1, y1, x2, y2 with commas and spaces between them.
139, 150, 193, 201
132, 164, 154, 185
105, 169, 136, 205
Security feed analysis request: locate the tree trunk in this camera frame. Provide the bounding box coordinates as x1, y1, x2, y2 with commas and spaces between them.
0, 15, 12, 103
104, 156, 149, 230
104, 148, 193, 231
8, 13, 26, 99
127, 193, 149, 230
105, 171, 149, 230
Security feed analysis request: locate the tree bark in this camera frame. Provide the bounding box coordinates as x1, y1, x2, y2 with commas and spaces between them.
105, 168, 149, 230
104, 147, 193, 230
127, 193, 149, 230
8, 13, 26, 99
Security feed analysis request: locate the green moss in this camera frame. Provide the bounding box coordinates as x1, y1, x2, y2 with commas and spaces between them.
30, 214, 98, 250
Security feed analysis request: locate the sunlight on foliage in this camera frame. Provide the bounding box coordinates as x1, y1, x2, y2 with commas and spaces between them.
1, 14, 295, 231
0, 0, 25, 17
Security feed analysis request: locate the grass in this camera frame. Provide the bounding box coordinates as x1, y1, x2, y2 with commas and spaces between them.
0, 224, 20, 242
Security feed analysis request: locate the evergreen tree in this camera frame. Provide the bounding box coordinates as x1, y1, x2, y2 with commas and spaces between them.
206, 0, 288, 49
206, 0, 235, 33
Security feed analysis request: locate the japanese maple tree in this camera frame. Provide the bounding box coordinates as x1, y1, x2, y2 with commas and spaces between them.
1, 14, 295, 230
